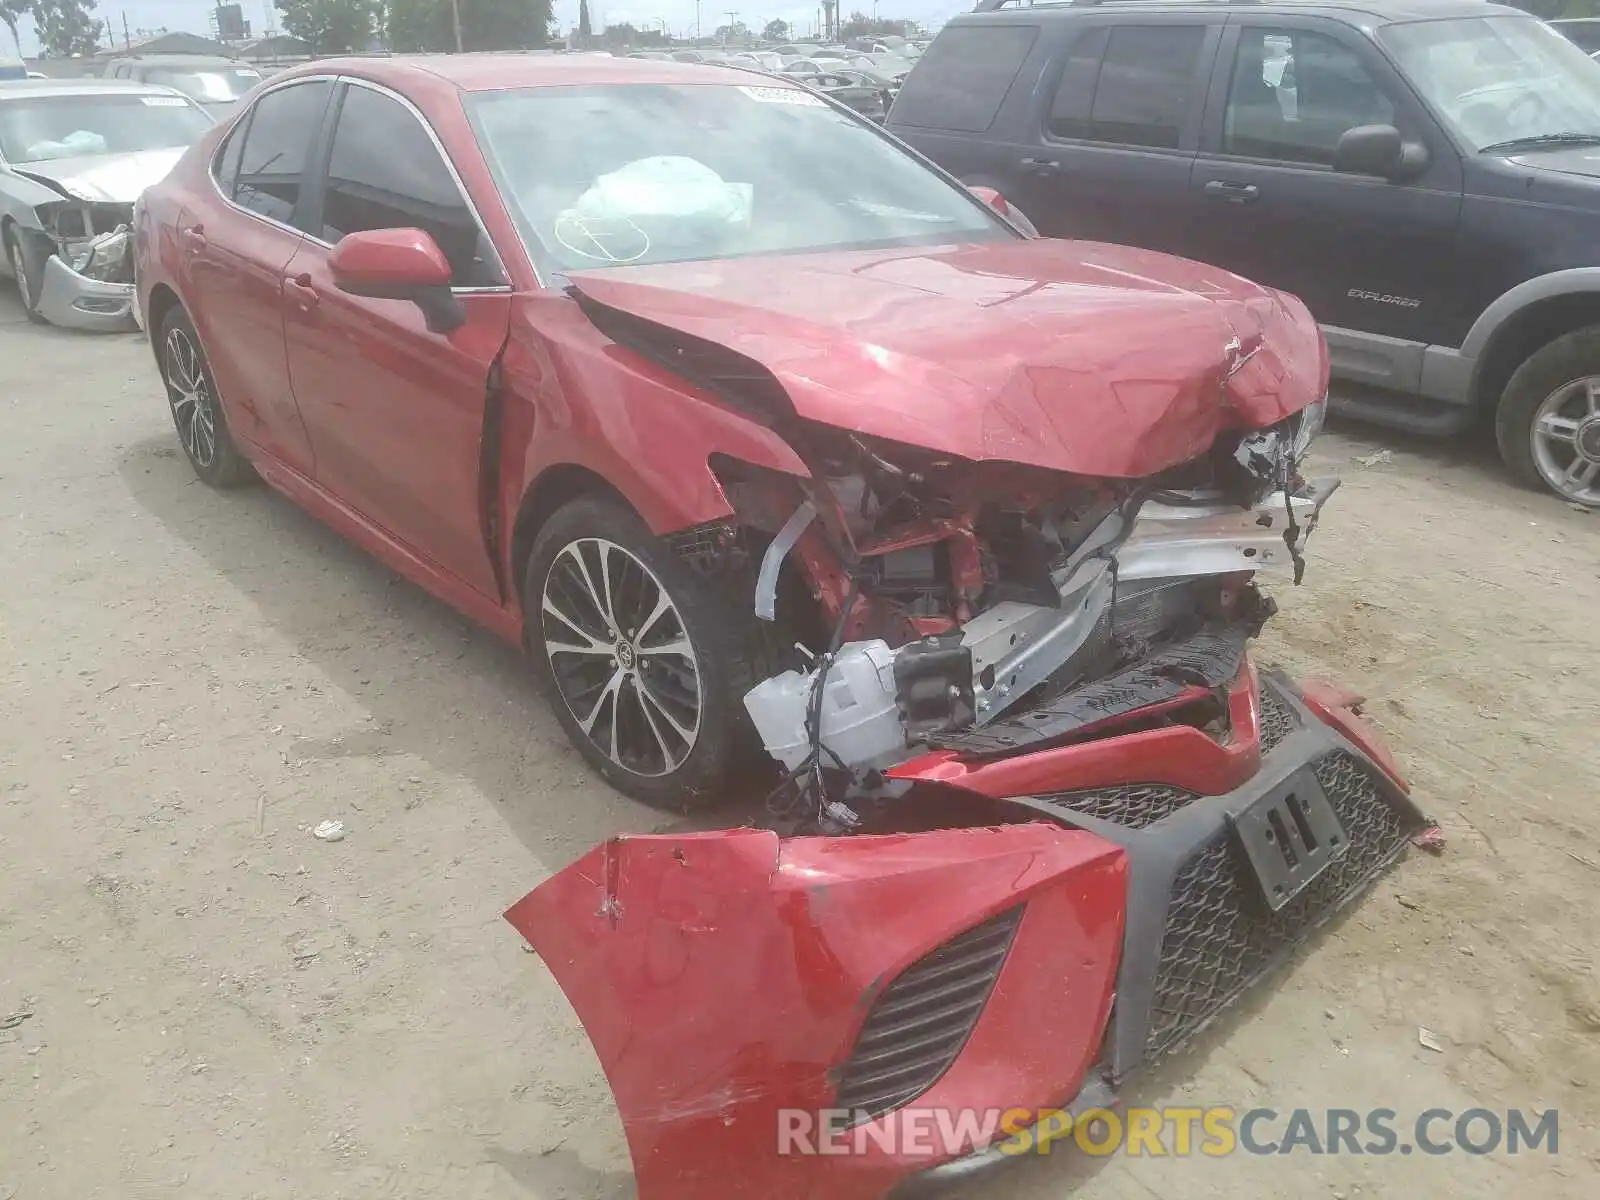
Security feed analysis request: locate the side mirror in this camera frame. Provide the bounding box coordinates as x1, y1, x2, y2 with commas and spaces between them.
966, 184, 1041, 238
329, 227, 464, 334
1332, 124, 1425, 180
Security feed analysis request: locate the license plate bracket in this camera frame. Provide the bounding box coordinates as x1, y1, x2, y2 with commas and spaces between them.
1229, 767, 1349, 911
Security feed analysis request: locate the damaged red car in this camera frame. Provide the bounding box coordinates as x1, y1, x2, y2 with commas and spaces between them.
135, 55, 1428, 1199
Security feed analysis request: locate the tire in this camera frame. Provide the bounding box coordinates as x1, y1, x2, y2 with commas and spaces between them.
524, 496, 760, 809
5, 227, 49, 326
1496, 325, 1600, 508
158, 306, 254, 489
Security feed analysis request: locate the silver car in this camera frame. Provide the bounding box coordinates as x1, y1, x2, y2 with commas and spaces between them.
1, 78, 212, 330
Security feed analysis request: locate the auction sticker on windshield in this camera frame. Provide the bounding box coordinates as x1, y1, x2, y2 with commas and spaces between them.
141, 95, 189, 107
738, 85, 826, 107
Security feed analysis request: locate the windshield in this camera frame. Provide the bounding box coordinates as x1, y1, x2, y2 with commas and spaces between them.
468, 83, 1007, 274
1380, 15, 1600, 151
143, 67, 261, 103
0, 93, 211, 163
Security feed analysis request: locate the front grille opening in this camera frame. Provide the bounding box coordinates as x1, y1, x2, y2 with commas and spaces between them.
834, 906, 1024, 1121
1258, 685, 1298, 753
1144, 750, 1417, 1058
1034, 782, 1200, 830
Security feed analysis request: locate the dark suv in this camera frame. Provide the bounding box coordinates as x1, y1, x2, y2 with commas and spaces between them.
887, 0, 1600, 507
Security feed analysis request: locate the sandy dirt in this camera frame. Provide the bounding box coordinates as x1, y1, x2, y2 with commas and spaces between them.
1, 287, 1597, 1200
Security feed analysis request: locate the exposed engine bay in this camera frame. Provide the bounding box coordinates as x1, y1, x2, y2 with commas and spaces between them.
694, 400, 1333, 834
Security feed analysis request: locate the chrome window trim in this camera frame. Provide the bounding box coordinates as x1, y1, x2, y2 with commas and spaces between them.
207, 73, 339, 246
208, 71, 518, 295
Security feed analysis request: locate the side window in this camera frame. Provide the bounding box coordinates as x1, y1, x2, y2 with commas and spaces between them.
234, 79, 333, 226
1223, 28, 1396, 165
212, 120, 247, 198
319, 84, 502, 288
1051, 25, 1208, 149
890, 24, 1040, 133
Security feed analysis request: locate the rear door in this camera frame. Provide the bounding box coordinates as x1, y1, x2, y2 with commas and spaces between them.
1184, 17, 1463, 386
180, 78, 334, 476
282, 79, 510, 597
1011, 17, 1224, 252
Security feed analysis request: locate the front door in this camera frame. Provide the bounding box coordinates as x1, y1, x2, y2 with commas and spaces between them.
1186, 20, 1464, 389
283, 81, 510, 597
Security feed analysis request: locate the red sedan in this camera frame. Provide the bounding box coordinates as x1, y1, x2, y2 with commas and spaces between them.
135, 55, 1426, 1199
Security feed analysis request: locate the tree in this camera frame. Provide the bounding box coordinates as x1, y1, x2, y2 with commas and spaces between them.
577, 0, 591, 44
386, 0, 551, 52
762, 17, 787, 41
839, 11, 909, 40
0, 0, 30, 57
32, 0, 101, 56
714, 19, 748, 44
274, 0, 378, 54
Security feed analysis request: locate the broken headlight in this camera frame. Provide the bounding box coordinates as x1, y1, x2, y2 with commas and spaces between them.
58, 226, 132, 282
1291, 396, 1327, 463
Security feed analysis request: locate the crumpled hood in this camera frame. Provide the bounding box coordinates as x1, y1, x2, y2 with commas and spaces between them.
569, 239, 1328, 478
12, 148, 185, 204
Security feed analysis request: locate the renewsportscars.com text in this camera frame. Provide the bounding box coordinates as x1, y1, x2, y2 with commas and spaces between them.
778, 1106, 1560, 1159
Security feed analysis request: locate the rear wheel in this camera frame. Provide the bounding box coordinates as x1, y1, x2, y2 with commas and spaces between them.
158, 307, 254, 488
5, 227, 48, 326
1496, 326, 1600, 508
524, 496, 756, 809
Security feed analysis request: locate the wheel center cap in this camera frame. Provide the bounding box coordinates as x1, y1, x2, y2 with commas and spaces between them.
1578, 417, 1600, 463
615, 642, 637, 670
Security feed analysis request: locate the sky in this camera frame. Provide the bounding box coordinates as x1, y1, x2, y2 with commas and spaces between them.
8, 0, 974, 55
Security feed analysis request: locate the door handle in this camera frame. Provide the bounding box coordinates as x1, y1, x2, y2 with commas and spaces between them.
1021, 157, 1062, 177
1204, 180, 1260, 204
179, 225, 206, 253
284, 272, 318, 309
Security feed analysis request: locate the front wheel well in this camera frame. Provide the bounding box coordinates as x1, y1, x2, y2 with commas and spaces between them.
1472, 292, 1600, 416
509, 465, 633, 606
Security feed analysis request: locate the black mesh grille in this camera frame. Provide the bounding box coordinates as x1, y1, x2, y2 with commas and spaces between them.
1033, 782, 1200, 829
834, 906, 1023, 1120
1258, 686, 1297, 754
1145, 750, 1414, 1058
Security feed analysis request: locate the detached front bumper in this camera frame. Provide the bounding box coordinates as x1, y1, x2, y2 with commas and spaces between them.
508, 665, 1427, 1200
36, 254, 138, 332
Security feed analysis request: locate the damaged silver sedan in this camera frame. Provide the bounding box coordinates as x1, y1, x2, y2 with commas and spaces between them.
1, 79, 211, 330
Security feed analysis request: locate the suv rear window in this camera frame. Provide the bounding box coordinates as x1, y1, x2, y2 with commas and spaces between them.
891, 24, 1039, 132
1050, 25, 1208, 149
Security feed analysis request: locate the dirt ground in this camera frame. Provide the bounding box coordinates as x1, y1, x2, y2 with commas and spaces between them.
1, 285, 1597, 1200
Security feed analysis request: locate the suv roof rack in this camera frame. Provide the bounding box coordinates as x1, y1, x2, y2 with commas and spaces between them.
972, 0, 1264, 11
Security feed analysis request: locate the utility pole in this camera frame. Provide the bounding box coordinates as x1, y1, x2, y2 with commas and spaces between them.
723, 9, 736, 47
122, 10, 131, 49
451, 0, 463, 51
696, 0, 702, 44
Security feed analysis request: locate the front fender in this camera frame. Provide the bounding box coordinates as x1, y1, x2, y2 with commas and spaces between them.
502, 293, 810, 537
506, 824, 1127, 1200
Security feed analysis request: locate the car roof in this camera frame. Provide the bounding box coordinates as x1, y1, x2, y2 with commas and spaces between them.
278, 53, 799, 94
961, 0, 1526, 26
0, 77, 194, 100
108, 54, 249, 66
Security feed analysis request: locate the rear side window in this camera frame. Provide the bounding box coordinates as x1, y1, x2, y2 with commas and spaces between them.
234, 79, 332, 225
212, 121, 246, 196
319, 84, 502, 287
1050, 25, 1208, 148
891, 24, 1039, 132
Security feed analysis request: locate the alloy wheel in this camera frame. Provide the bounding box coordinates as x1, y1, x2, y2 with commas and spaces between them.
163, 326, 217, 470
1531, 376, 1600, 507
541, 538, 702, 777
